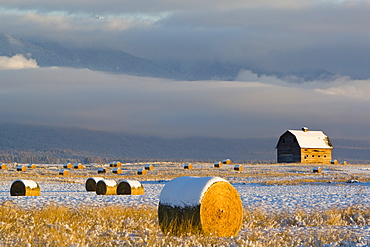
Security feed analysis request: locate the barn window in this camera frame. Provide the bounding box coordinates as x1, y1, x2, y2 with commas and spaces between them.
318, 155, 321, 157
324, 155, 327, 158
312, 155, 314, 157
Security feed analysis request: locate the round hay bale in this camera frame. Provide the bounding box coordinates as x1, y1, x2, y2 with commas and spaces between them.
112, 167, 122, 174
109, 161, 122, 167
145, 164, 154, 170
0, 163, 7, 169
213, 161, 222, 168
138, 169, 147, 175
313, 167, 322, 173
59, 169, 69, 176
98, 167, 107, 174
73, 163, 83, 169
86, 177, 104, 192
234, 165, 242, 171
96, 179, 117, 195
117, 180, 144, 195
222, 159, 232, 165
16, 165, 27, 172
342, 161, 348, 165
28, 164, 36, 169
63, 163, 73, 169
158, 176, 242, 237
184, 163, 193, 169
330, 159, 338, 165
10, 179, 40, 196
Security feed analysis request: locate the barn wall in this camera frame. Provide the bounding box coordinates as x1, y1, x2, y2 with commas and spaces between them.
301, 148, 332, 164
277, 132, 301, 163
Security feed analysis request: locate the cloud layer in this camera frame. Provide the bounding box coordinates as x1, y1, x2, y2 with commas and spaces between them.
1, 1, 370, 78
0, 54, 39, 70
1, 67, 369, 140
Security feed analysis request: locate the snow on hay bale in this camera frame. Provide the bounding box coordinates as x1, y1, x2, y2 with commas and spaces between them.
184, 163, 193, 169
234, 165, 243, 171
117, 180, 144, 195
98, 167, 107, 174
0, 163, 7, 169
313, 167, 322, 173
330, 159, 338, 165
158, 176, 243, 237
96, 179, 118, 195
213, 161, 222, 168
10, 179, 40, 196
222, 159, 232, 165
63, 163, 73, 168
59, 169, 69, 176
86, 177, 104, 192
73, 163, 83, 169
28, 164, 36, 169
112, 167, 122, 174
145, 164, 154, 170
109, 161, 122, 167
138, 169, 147, 175
16, 165, 27, 172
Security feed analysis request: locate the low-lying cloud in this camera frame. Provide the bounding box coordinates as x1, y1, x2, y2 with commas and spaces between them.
0, 54, 39, 70
1, 67, 370, 140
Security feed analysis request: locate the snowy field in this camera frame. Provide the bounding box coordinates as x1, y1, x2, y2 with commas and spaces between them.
1, 162, 370, 212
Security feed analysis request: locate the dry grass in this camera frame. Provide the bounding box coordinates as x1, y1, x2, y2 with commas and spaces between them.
0, 202, 369, 246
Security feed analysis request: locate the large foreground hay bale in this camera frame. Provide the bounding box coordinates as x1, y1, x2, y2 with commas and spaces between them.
184, 163, 193, 169
96, 179, 117, 195
0, 163, 7, 169
10, 179, 40, 196
117, 180, 144, 195
158, 176, 242, 237
86, 177, 104, 192
63, 163, 73, 169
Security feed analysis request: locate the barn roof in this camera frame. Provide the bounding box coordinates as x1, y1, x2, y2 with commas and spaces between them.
287, 129, 333, 149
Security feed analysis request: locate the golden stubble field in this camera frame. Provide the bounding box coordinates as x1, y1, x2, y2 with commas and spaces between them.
1, 161, 370, 246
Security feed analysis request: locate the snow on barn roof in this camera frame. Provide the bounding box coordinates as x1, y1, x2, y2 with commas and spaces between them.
288, 128, 333, 149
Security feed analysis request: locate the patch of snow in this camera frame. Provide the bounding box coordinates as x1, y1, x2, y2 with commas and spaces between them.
101, 179, 117, 187
121, 180, 142, 189
14, 179, 38, 189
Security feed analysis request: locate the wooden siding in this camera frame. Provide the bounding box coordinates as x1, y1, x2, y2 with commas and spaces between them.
301, 148, 332, 164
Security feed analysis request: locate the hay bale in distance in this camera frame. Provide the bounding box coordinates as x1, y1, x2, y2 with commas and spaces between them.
214, 161, 222, 168
59, 169, 69, 176
28, 164, 36, 169
63, 163, 73, 169
330, 159, 338, 165
117, 180, 144, 195
0, 163, 7, 169
109, 161, 122, 167
86, 177, 104, 192
184, 163, 193, 169
98, 167, 107, 174
138, 169, 147, 175
234, 165, 242, 171
342, 161, 348, 165
313, 167, 322, 173
73, 163, 83, 169
96, 179, 117, 195
16, 165, 27, 172
145, 164, 154, 170
112, 167, 122, 174
158, 176, 243, 237
222, 159, 232, 165
10, 179, 40, 196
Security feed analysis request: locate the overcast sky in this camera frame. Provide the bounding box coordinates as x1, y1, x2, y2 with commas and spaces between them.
1, 1, 370, 140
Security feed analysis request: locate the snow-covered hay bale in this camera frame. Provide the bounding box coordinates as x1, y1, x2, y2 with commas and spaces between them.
96, 179, 117, 195
112, 167, 122, 174
213, 161, 222, 168
85, 177, 104, 192
313, 167, 322, 173
342, 161, 348, 165
16, 165, 26, 172
63, 163, 73, 168
145, 164, 154, 170
28, 164, 36, 169
109, 161, 122, 167
98, 167, 106, 174
222, 159, 232, 164
117, 180, 144, 195
184, 163, 193, 169
234, 165, 242, 171
138, 169, 147, 175
330, 159, 338, 165
59, 169, 69, 176
10, 179, 40, 196
73, 163, 83, 169
0, 163, 7, 169
158, 176, 243, 237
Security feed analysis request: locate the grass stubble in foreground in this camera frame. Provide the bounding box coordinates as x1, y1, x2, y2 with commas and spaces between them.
0, 202, 369, 246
